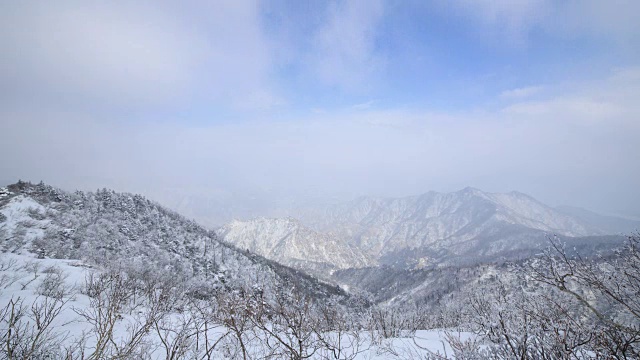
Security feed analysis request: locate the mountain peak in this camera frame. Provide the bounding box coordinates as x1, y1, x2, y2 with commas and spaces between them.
458, 186, 484, 194
507, 190, 536, 199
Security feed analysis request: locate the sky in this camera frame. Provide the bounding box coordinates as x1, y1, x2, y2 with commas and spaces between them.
1, 0, 639, 222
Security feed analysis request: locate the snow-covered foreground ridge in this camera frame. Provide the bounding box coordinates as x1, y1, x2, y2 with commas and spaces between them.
0, 182, 344, 299
0, 252, 474, 359
0, 182, 477, 359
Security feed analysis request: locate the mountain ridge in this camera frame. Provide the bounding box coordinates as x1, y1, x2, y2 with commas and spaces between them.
220, 187, 636, 273
0, 181, 345, 301
218, 217, 373, 276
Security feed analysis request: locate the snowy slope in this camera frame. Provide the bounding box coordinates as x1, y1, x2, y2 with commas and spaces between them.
2, 251, 469, 359
218, 217, 373, 274
1, 184, 475, 359
0, 194, 50, 254
0, 182, 344, 301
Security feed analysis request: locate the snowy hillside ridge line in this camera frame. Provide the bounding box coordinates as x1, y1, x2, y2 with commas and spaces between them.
221, 187, 633, 272
0, 180, 346, 301
299, 187, 603, 237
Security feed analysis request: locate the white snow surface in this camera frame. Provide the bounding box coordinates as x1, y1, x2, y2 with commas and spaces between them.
0, 185, 477, 359
0, 195, 50, 251
0, 252, 473, 359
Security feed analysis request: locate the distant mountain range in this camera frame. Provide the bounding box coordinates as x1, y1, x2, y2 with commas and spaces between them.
220, 187, 637, 273
554, 205, 640, 234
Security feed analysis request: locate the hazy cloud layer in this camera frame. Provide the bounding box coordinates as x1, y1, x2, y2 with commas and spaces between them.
0, 1, 279, 110
1, 1, 639, 222
448, 0, 640, 45
311, 0, 385, 91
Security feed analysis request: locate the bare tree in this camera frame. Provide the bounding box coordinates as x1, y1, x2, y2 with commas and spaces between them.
73, 269, 169, 359
529, 234, 640, 358
0, 257, 20, 290
37, 265, 70, 299
0, 295, 69, 359
251, 288, 322, 360
152, 312, 199, 360
314, 297, 369, 360
189, 299, 227, 360
367, 304, 421, 343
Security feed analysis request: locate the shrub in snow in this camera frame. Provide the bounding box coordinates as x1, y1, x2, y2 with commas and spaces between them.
37, 266, 69, 299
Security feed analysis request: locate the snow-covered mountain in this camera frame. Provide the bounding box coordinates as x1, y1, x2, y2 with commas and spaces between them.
0, 181, 343, 300
221, 187, 633, 270
555, 205, 640, 235
218, 217, 372, 275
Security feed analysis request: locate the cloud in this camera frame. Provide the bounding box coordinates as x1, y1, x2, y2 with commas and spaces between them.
500, 86, 544, 99
0, 1, 279, 111
610, 66, 640, 83
502, 66, 640, 127
503, 98, 623, 124
2, 67, 638, 218
351, 100, 376, 110
553, 0, 640, 43
447, 0, 550, 43
0, 2, 194, 106
0, 2, 638, 221
447, 0, 640, 46
311, 0, 385, 91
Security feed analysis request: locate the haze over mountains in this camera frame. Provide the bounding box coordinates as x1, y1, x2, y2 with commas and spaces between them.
219, 187, 637, 274
4, 180, 633, 280
6, 180, 634, 279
